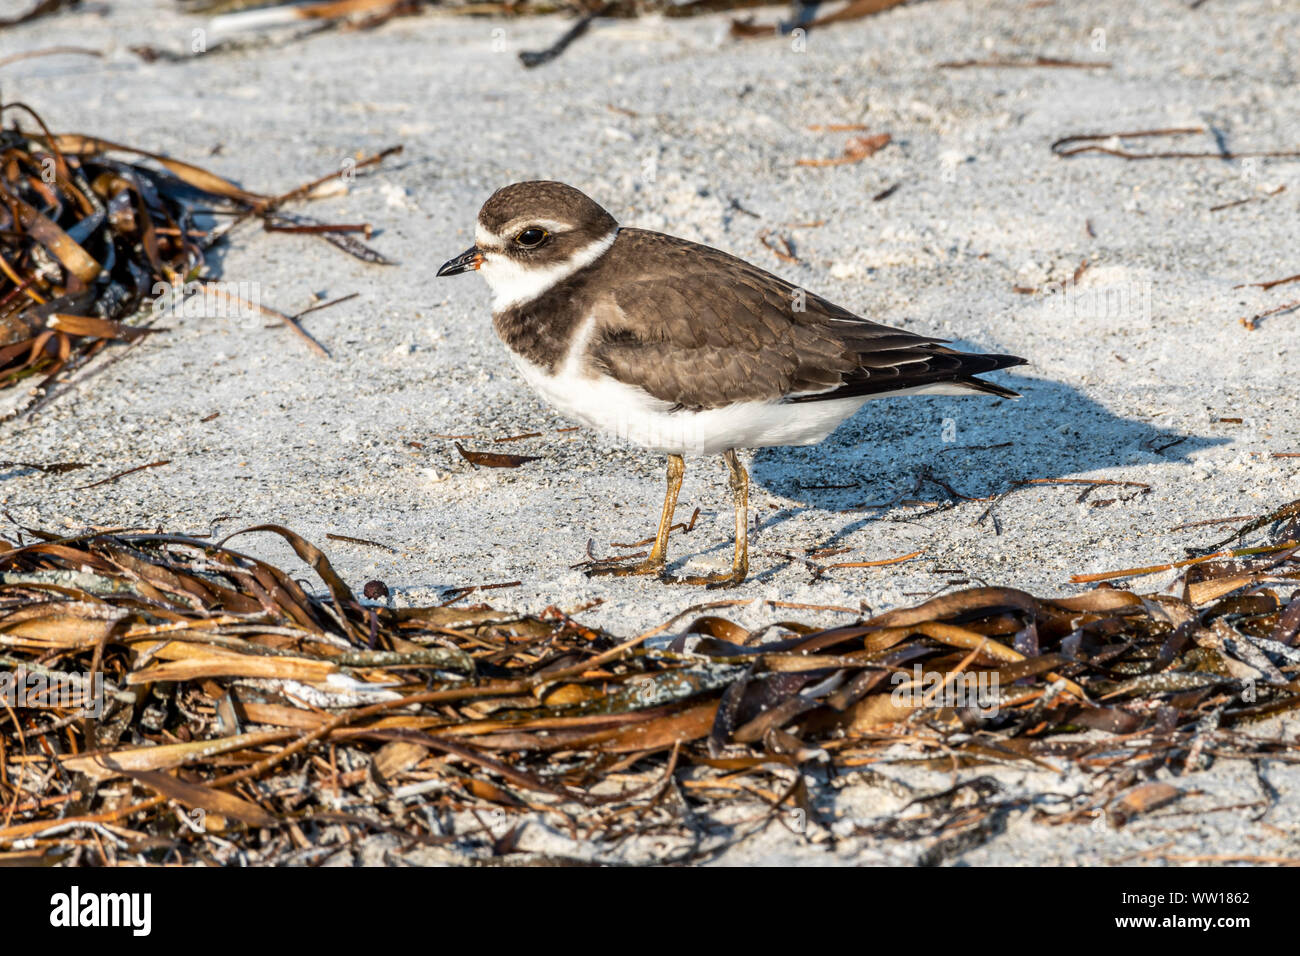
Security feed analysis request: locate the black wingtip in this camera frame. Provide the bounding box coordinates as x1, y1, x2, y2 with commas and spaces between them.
961, 353, 1027, 398
957, 376, 1022, 399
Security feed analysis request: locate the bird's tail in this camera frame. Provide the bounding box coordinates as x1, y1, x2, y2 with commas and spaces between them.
954, 353, 1026, 398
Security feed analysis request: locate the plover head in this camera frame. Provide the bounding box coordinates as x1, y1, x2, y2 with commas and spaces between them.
437, 181, 619, 312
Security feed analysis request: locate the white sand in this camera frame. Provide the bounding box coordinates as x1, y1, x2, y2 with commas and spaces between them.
2, 0, 1298, 864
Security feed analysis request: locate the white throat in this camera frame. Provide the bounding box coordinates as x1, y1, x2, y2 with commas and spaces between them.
480, 229, 618, 313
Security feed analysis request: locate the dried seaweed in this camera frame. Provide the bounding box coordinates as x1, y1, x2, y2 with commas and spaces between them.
0, 102, 399, 416
1, 498, 1298, 863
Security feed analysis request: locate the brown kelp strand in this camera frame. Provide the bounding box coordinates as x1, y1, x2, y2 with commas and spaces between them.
0, 101, 398, 414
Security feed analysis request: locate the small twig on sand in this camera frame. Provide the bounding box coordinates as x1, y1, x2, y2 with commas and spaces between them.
940, 56, 1109, 69
1052, 126, 1300, 160
1196, 498, 1300, 553
1071, 540, 1298, 584
325, 532, 397, 553
1240, 298, 1299, 330
796, 133, 891, 168
75, 460, 171, 491
201, 282, 330, 358
253, 145, 403, 214
293, 292, 359, 321
440, 580, 522, 606
1169, 514, 1258, 532
518, 3, 613, 69
1211, 184, 1285, 212
611, 508, 701, 548
977, 478, 1150, 531
823, 549, 924, 571
0, 46, 101, 67
758, 229, 798, 263
1234, 270, 1300, 291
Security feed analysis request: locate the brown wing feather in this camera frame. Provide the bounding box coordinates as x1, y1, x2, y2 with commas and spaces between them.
585, 229, 1023, 410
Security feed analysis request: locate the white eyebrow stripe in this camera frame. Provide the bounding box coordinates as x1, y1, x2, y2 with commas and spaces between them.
476, 218, 575, 249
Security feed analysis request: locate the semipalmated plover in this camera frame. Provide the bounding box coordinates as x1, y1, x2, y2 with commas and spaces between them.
438, 181, 1025, 587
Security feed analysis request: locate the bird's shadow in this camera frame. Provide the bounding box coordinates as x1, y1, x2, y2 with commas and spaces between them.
648, 360, 1220, 583
742, 361, 1224, 557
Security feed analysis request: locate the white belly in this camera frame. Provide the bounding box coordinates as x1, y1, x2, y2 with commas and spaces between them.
510, 349, 871, 454
500, 314, 973, 456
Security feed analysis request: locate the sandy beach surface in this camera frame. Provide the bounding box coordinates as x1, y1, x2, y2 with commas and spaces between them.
2, 0, 1297, 864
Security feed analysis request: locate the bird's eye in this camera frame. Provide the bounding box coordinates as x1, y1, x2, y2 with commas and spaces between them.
514, 228, 548, 248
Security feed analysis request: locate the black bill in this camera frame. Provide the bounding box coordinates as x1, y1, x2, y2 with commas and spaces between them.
437, 246, 482, 276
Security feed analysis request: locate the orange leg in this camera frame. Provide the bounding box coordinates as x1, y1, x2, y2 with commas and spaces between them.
668, 449, 749, 589
586, 454, 684, 578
